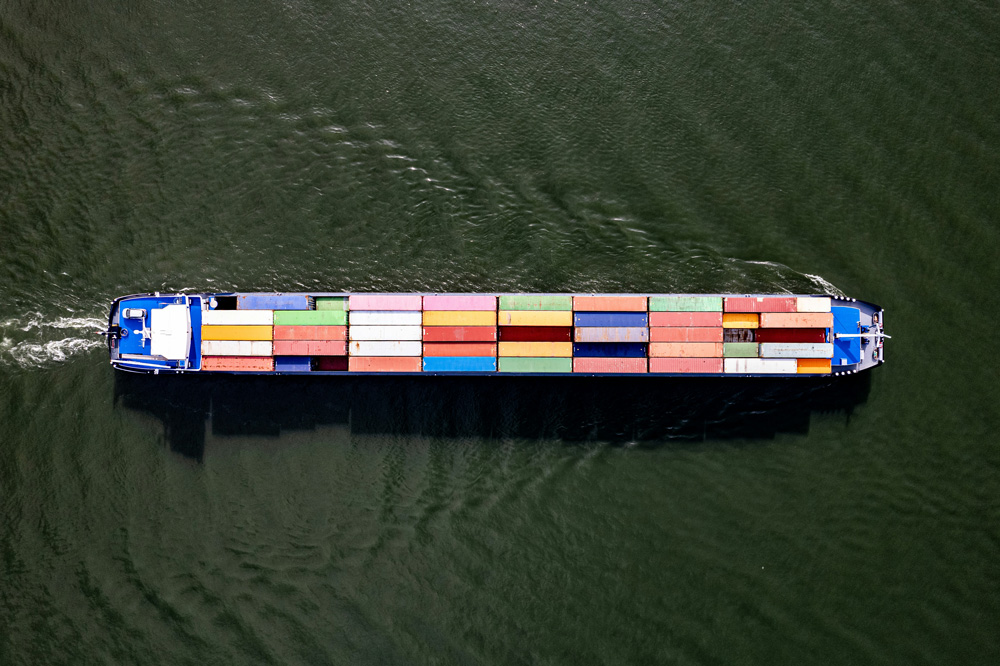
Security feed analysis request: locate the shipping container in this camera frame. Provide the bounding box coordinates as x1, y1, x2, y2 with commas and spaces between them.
349, 356, 423, 372
348, 310, 422, 326
649, 327, 723, 343
272, 325, 347, 341
722, 313, 760, 329
723, 297, 797, 313
797, 358, 832, 374
572, 342, 647, 358
422, 343, 498, 357
755, 328, 826, 343
572, 357, 648, 373
498, 326, 572, 342
201, 325, 272, 341
498, 341, 573, 357
274, 356, 311, 372
648, 342, 723, 358
201, 356, 275, 372
648, 312, 723, 327
422, 356, 497, 372
498, 310, 574, 327
422, 294, 496, 311
421, 326, 498, 342
314, 297, 348, 311
273, 340, 347, 356
723, 342, 759, 358
348, 294, 423, 311
498, 294, 573, 310
759, 312, 834, 328
201, 340, 273, 356
348, 340, 423, 356
573, 312, 648, 328
796, 297, 832, 313
315, 356, 349, 371
724, 358, 798, 374
422, 310, 497, 326
497, 357, 573, 373
203, 310, 274, 326
648, 296, 723, 312
237, 293, 310, 310
573, 326, 649, 343
348, 325, 423, 341
759, 342, 834, 358
649, 358, 724, 374
572, 295, 648, 311
273, 310, 347, 326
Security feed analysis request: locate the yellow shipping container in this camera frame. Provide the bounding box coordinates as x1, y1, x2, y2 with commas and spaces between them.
498, 341, 573, 357
422, 310, 498, 326
722, 313, 759, 329
797, 358, 832, 374
498, 310, 573, 327
201, 324, 273, 341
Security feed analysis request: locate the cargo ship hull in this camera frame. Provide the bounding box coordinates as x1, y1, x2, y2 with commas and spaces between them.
102, 293, 886, 377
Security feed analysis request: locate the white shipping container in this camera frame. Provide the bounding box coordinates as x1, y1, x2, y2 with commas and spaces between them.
724, 358, 798, 374
759, 343, 834, 358
203, 309, 274, 325
349, 310, 422, 326
349, 340, 422, 356
796, 297, 832, 313
202, 340, 273, 356
349, 325, 423, 341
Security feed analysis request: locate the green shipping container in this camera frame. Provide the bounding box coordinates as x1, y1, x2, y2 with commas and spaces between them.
498, 294, 573, 311
315, 297, 348, 311
498, 357, 573, 373
723, 342, 759, 357
274, 310, 347, 326
649, 296, 724, 312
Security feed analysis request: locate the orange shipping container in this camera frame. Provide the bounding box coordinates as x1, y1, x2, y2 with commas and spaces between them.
648, 312, 723, 327
797, 358, 832, 374
202, 356, 275, 372
648, 342, 723, 358
572, 295, 648, 311
572, 357, 648, 373
272, 325, 347, 341
649, 327, 723, 342
722, 313, 759, 329
422, 343, 498, 357
760, 312, 834, 328
649, 358, 724, 373
348, 357, 423, 372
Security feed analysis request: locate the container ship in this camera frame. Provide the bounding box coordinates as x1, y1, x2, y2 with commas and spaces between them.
100, 292, 887, 377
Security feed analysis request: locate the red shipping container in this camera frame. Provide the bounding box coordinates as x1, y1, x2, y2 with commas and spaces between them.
315, 356, 349, 371
572, 357, 648, 373
649, 358, 724, 373
649, 327, 723, 342
422, 343, 498, 357
756, 328, 827, 343
497, 326, 572, 342
202, 356, 275, 372
349, 356, 423, 372
273, 325, 347, 341
273, 340, 347, 356
422, 326, 498, 342
648, 312, 723, 327
572, 295, 648, 311
723, 297, 796, 313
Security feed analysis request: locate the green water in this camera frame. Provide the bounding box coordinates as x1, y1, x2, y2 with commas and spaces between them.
2, 1, 999, 663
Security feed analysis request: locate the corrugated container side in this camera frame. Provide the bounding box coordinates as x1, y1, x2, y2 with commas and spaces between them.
202, 356, 275, 372
273, 325, 348, 341
724, 358, 798, 374
498, 357, 573, 373
203, 310, 274, 326
648, 312, 723, 327
797, 358, 832, 373
649, 358, 724, 374
723, 297, 797, 313
572, 342, 647, 358
759, 312, 834, 328
498, 294, 573, 311
315, 356, 349, 371
573, 327, 649, 343
796, 297, 832, 313
573, 312, 648, 328
756, 328, 827, 343
497, 326, 572, 342
201, 325, 272, 341
348, 325, 423, 341
648, 342, 723, 358
422, 356, 497, 372
422, 294, 497, 311
723, 342, 759, 358
422, 310, 497, 326
274, 356, 311, 372
649, 327, 723, 343
273, 340, 347, 356
759, 342, 834, 358
722, 313, 760, 329
348, 341, 423, 356
348, 356, 423, 372
498, 310, 574, 327
348, 311, 422, 326
572, 357, 648, 373
348, 294, 423, 311
201, 340, 273, 356
273, 310, 347, 326
237, 294, 310, 310
314, 297, 348, 311
572, 295, 648, 311
648, 296, 723, 312
422, 343, 498, 357
497, 341, 573, 357
421, 326, 498, 342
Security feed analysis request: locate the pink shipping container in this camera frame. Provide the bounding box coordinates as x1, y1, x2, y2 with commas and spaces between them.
649, 358, 724, 373
649, 327, 723, 343
572, 357, 648, 373
572, 295, 648, 311
759, 312, 834, 328
348, 294, 423, 311
648, 312, 723, 327
348, 356, 423, 372
649, 342, 724, 358
202, 356, 276, 372
273, 340, 347, 356
273, 325, 347, 341
422, 294, 497, 311
574, 327, 649, 343
723, 297, 797, 313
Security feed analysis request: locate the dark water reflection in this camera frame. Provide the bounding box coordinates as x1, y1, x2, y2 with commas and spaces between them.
114, 372, 871, 461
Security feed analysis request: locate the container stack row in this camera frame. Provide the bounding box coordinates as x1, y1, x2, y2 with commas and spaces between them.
720, 296, 834, 374
497, 295, 573, 373
347, 294, 423, 372
421, 295, 498, 372
572, 296, 649, 373
647, 296, 725, 373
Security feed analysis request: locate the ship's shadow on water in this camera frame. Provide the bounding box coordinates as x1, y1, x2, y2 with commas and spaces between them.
113, 372, 872, 461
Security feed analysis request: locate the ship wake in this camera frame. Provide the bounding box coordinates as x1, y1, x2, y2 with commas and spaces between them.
0, 312, 105, 369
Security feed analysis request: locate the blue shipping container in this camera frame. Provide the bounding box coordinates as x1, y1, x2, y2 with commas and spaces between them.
422, 356, 498, 372
275, 356, 312, 372
572, 343, 647, 358
573, 312, 649, 327
237, 293, 311, 310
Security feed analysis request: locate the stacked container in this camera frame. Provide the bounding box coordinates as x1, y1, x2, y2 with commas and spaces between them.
497, 295, 573, 373
647, 296, 724, 373
721, 296, 834, 374
200, 308, 275, 372
348, 294, 423, 372
572, 296, 648, 373
421, 295, 498, 372
272, 297, 348, 372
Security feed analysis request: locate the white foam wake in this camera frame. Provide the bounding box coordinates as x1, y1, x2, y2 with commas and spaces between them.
0, 314, 106, 369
